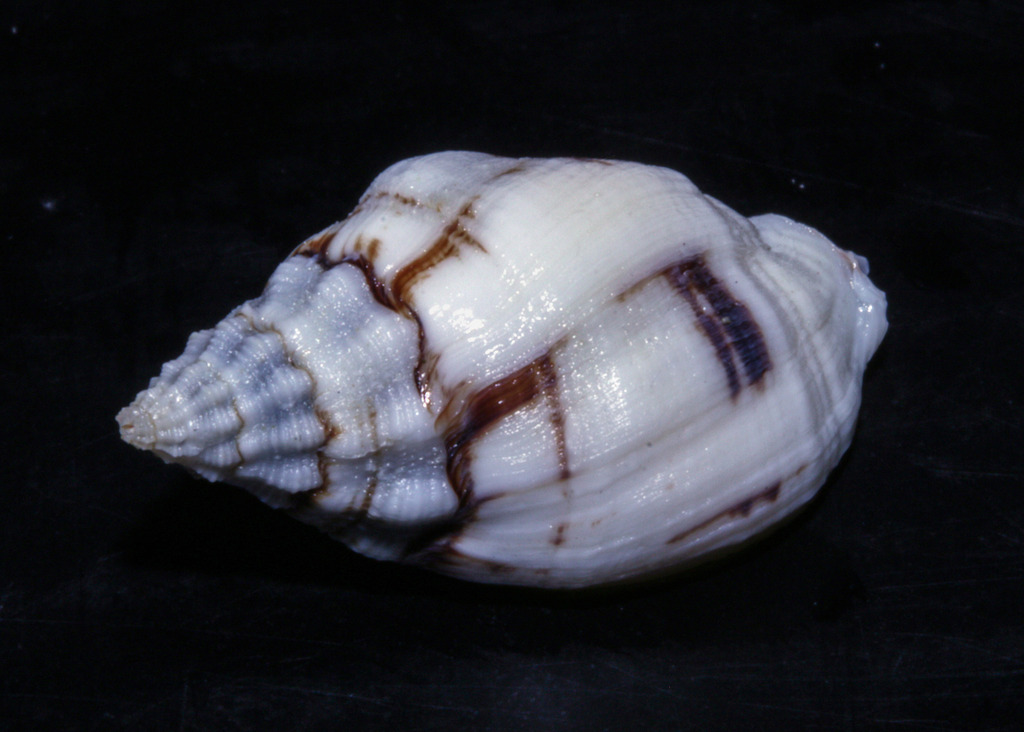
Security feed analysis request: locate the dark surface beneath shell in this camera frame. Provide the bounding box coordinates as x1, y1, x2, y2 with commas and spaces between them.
3, 2, 1023, 729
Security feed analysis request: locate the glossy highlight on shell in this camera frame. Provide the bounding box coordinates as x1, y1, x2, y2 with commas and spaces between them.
117, 152, 887, 588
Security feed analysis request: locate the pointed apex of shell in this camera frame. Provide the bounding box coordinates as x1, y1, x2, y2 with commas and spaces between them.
117, 402, 156, 450
115, 303, 335, 493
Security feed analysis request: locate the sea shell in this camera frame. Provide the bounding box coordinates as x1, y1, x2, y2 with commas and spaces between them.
118, 152, 887, 588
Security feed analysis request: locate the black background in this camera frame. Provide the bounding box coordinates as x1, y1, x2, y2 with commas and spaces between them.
3, 2, 1023, 729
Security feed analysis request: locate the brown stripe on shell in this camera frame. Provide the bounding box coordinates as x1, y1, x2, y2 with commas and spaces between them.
294, 193, 575, 521
409, 537, 558, 580
294, 244, 439, 472
344, 465, 379, 524
377, 190, 424, 209
569, 157, 614, 165
291, 455, 380, 528
413, 342, 440, 412
398, 496, 481, 562
390, 198, 484, 305
341, 254, 394, 310
295, 250, 395, 312
296, 230, 383, 267
314, 405, 343, 442
663, 254, 771, 399
664, 260, 740, 396
295, 227, 338, 258
552, 521, 569, 546
412, 542, 519, 575
345, 471, 379, 527
443, 352, 569, 504
613, 273, 653, 304
362, 396, 382, 453
290, 462, 332, 511
350, 235, 382, 262
490, 162, 529, 180
347, 189, 427, 219
666, 482, 782, 545
281, 249, 395, 521
693, 258, 771, 388
538, 354, 571, 481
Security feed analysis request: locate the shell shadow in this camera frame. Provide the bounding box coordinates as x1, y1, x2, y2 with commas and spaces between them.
118, 456, 866, 649
117, 472, 450, 596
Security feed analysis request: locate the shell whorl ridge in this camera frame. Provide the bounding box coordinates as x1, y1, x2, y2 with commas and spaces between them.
118, 152, 887, 588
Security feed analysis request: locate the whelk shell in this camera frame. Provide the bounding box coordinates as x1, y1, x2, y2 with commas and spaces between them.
118, 152, 887, 588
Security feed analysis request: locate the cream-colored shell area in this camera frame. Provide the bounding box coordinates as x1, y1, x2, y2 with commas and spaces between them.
317, 154, 753, 388
118, 152, 887, 588
449, 213, 881, 584
291, 153, 885, 585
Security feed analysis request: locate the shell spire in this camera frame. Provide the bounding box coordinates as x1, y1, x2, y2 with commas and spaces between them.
118, 152, 887, 588
116, 309, 326, 498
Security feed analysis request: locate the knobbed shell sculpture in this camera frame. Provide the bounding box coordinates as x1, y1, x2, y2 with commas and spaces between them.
118, 152, 886, 588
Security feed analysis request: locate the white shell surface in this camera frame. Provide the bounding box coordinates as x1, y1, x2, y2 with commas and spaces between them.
118, 152, 887, 588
